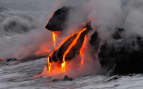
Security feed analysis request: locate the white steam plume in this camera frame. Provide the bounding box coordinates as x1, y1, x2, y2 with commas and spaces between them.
59, 0, 143, 40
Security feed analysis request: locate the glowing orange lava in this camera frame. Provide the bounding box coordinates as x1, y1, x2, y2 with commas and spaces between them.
52, 32, 56, 48
61, 61, 66, 72
47, 57, 52, 72
41, 27, 88, 76
80, 35, 87, 65
62, 27, 87, 72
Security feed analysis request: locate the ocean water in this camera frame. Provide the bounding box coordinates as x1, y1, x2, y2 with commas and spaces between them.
0, 58, 143, 89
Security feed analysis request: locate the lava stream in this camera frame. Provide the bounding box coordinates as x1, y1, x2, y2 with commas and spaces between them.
80, 35, 87, 65
41, 27, 88, 76
62, 27, 87, 72
52, 32, 56, 48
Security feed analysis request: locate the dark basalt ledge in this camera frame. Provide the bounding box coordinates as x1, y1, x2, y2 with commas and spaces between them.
99, 28, 143, 75
45, 6, 71, 31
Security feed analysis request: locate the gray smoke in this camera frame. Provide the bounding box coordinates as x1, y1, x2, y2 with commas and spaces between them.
124, 0, 143, 36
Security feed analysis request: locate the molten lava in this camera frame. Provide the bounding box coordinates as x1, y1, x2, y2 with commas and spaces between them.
40, 26, 88, 76
80, 35, 87, 65
52, 32, 56, 48
62, 27, 87, 72
61, 61, 66, 72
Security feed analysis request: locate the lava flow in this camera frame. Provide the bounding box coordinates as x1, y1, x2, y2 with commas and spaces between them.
40, 26, 88, 76
80, 35, 87, 65
61, 27, 87, 72
52, 32, 56, 48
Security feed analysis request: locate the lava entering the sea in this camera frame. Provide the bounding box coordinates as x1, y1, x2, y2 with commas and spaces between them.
39, 24, 91, 77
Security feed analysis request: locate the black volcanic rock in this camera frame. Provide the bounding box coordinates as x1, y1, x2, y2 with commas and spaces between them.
45, 6, 71, 31
89, 31, 100, 53
99, 28, 143, 75
6, 58, 17, 62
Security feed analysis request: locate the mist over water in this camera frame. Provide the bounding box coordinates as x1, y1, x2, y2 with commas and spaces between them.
0, 0, 57, 59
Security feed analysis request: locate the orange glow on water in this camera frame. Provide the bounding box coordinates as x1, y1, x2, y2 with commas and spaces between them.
0, 58, 4, 61
35, 43, 50, 55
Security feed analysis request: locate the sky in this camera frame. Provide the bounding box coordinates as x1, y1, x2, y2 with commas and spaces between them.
0, 0, 57, 11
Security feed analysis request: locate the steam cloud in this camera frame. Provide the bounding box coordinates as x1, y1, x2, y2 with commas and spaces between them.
57, 0, 143, 40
